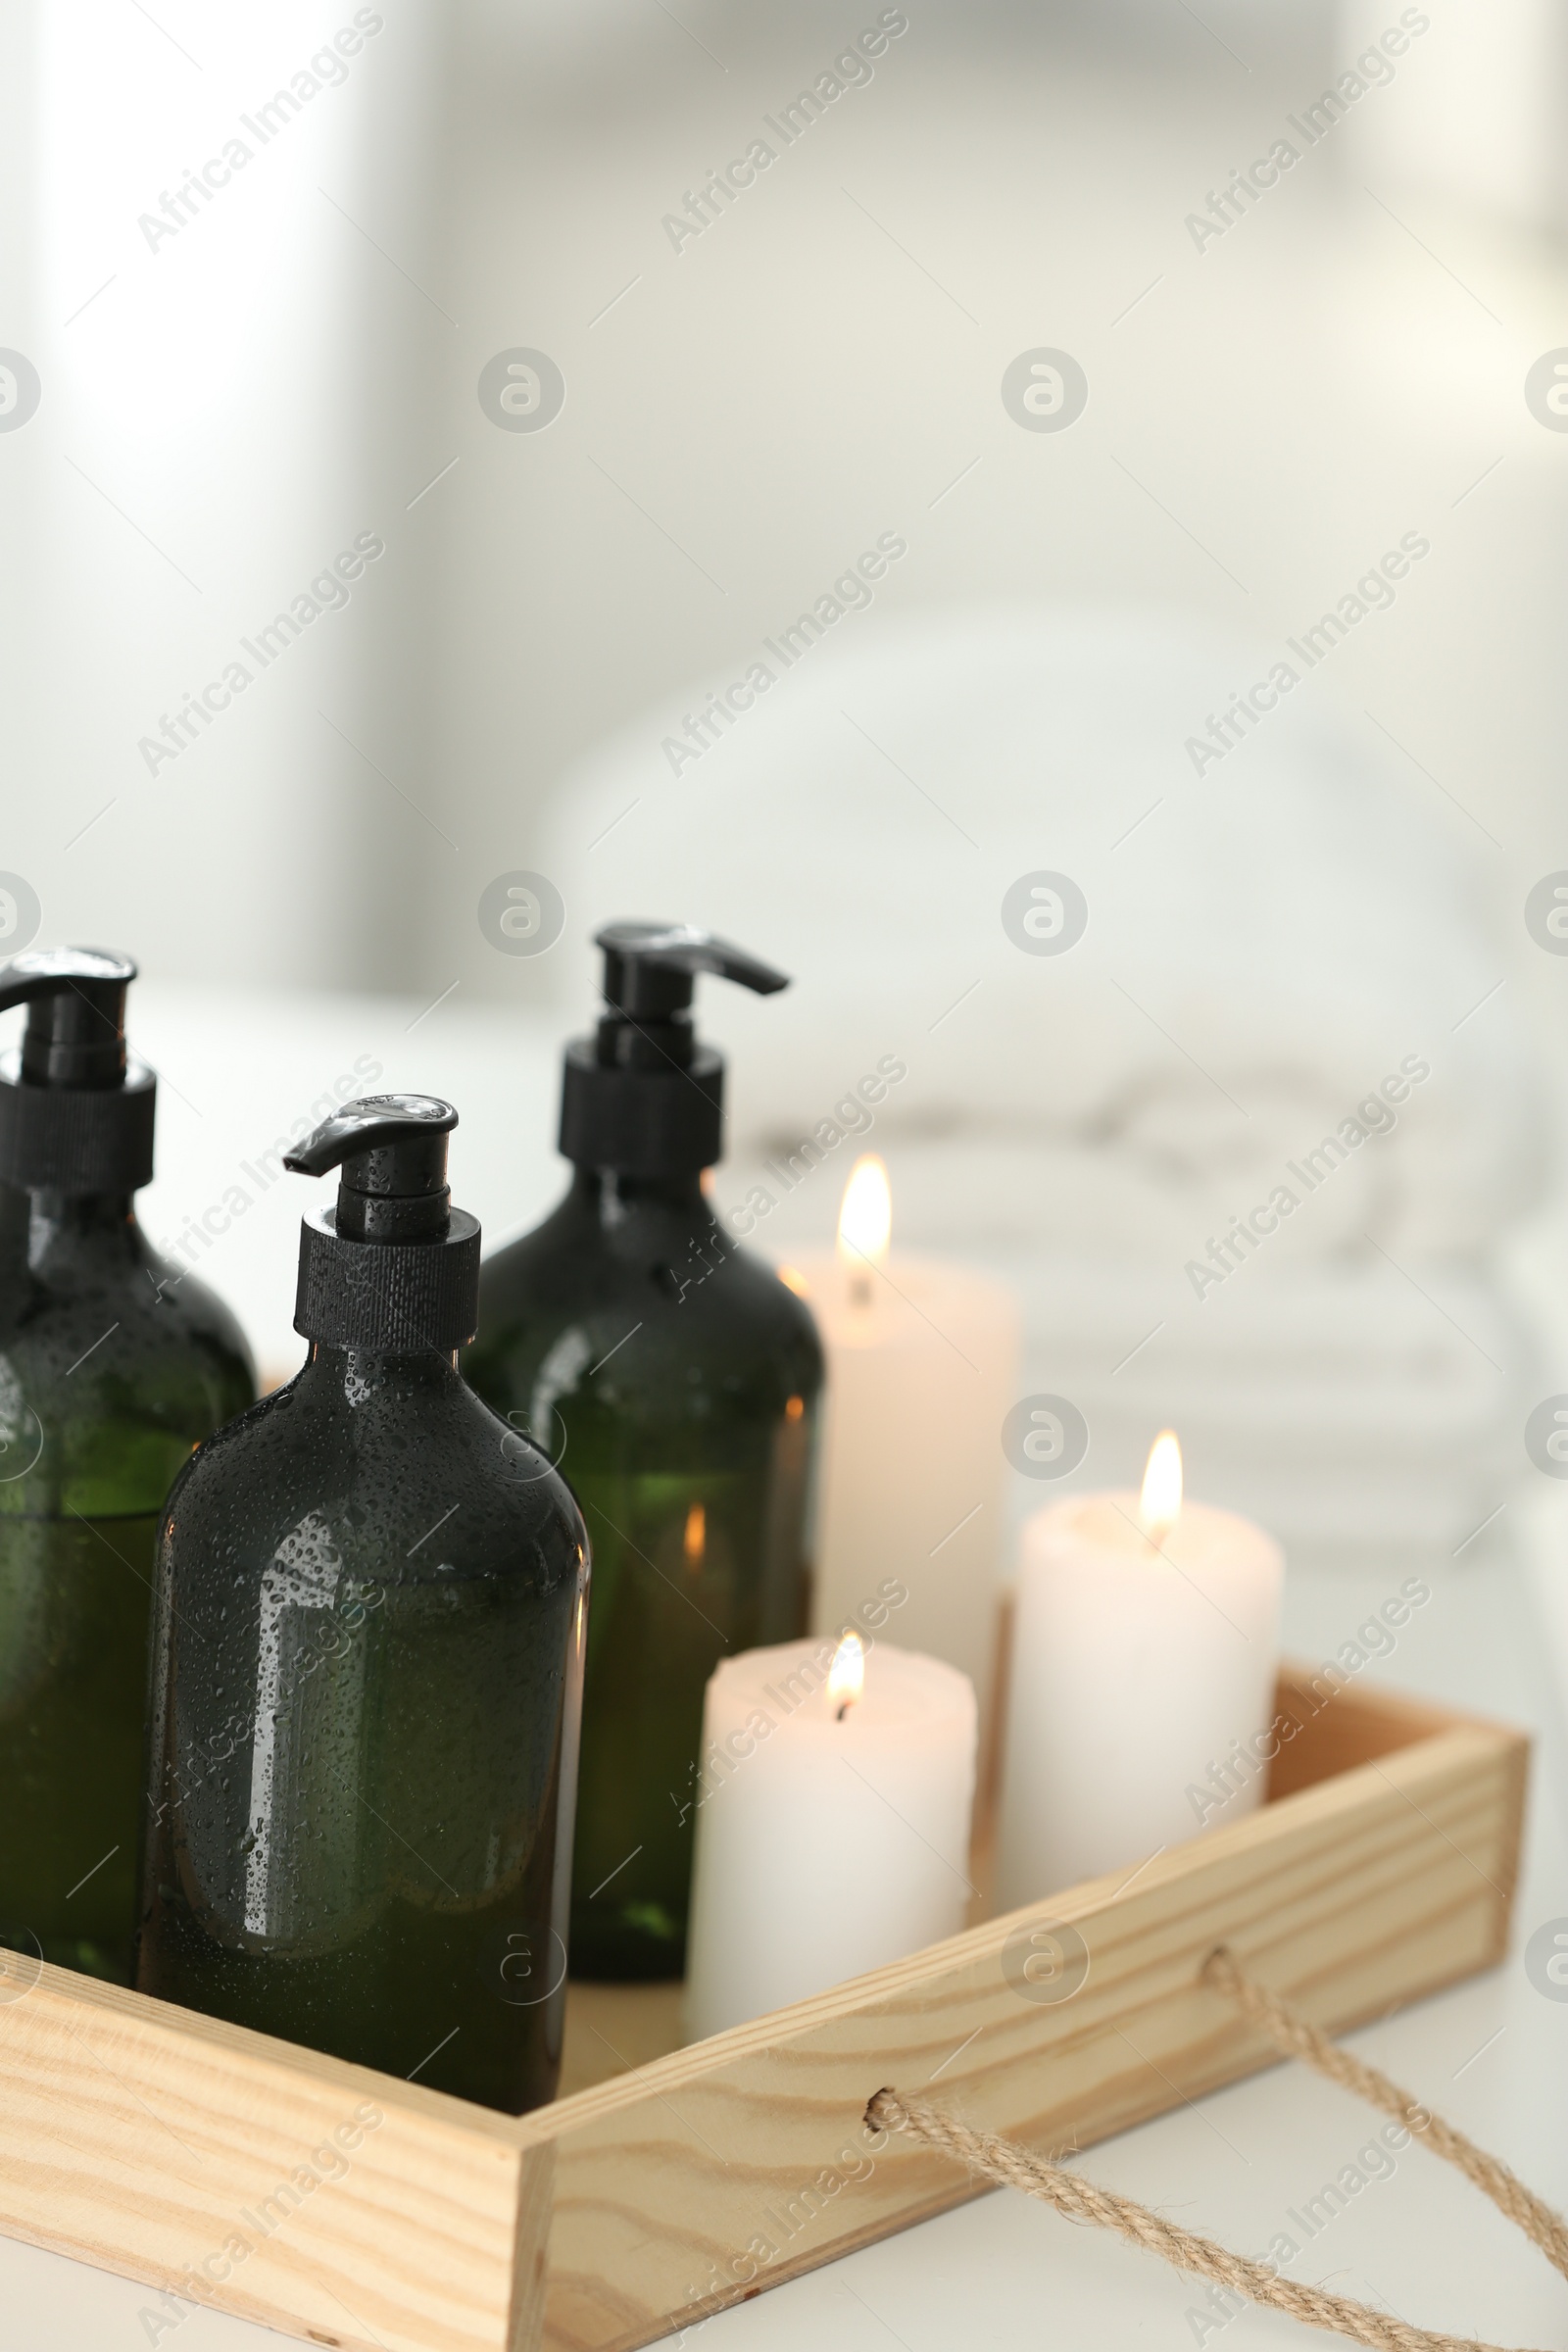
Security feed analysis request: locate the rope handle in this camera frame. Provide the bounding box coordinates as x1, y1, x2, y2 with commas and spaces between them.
864, 1944, 1564, 2352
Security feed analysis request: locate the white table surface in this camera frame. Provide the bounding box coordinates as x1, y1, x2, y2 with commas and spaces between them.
3, 1509, 1564, 2350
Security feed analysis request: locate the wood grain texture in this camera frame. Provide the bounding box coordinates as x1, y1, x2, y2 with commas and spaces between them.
0, 1964, 526, 2352
0, 1671, 1529, 2352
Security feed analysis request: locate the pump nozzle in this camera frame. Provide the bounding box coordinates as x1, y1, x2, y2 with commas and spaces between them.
0, 947, 135, 1088
285, 1095, 457, 1242
559, 920, 789, 1177
595, 923, 788, 1023
0, 946, 154, 1194
286, 1095, 480, 1350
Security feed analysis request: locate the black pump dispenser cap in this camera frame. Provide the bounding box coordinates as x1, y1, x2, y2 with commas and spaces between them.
0, 947, 156, 1194
285, 1095, 480, 1349
560, 921, 789, 1177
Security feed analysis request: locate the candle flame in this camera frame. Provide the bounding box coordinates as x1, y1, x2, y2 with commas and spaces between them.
683, 1502, 706, 1568
827, 1629, 865, 1719
838, 1153, 891, 1280
1139, 1429, 1183, 1547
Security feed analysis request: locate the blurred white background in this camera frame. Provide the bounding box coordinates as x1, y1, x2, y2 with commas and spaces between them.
6, 0, 1568, 1565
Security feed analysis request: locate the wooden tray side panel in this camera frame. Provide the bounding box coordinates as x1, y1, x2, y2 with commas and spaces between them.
1266, 1666, 1464, 1798
0, 1975, 523, 2352
530, 1721, 1526, 2352
0, 1683, 1528, 2352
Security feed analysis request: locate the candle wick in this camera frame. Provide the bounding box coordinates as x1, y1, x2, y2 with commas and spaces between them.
836, 1700, 850, 1722
848, 1270, 872, 1309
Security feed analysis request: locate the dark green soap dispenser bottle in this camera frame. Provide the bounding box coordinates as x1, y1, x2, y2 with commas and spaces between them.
0, 949, 255, 1984
135, 1096, 588, 2116
466, 924, 824, 1982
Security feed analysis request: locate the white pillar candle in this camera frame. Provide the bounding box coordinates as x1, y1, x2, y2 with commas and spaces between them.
996, 1433, 1284, 1910
787, 1156, 1020, 1715
683, 1633, 977, 2041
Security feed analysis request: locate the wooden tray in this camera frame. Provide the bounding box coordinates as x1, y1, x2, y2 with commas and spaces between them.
0, 1667, 1527, 2352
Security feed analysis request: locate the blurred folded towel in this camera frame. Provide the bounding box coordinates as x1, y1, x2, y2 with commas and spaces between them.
91, 605, 1544, 1568
534, 602, 1545, 1566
